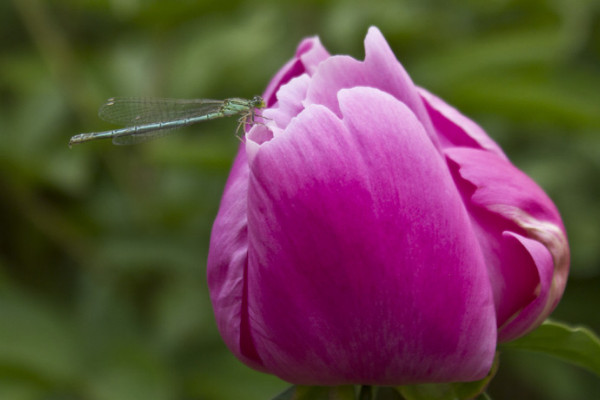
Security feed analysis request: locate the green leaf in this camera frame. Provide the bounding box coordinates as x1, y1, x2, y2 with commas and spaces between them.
398, 354, 498, 400
271, 385, 356, 400
374, 386, 403, 400
501, 320, 600, 376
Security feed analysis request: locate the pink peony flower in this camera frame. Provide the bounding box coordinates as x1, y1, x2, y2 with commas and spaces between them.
207, 27, 569, 385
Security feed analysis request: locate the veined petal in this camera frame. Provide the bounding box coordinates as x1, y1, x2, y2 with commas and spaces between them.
496, 231, 555, 341
244, 87, 496, 384
265, 74, 311, 130
306, 27, 440, 149
446, 148, 569, 341
207, 147, 265, 370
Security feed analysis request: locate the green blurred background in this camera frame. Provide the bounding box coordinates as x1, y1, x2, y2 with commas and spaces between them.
1, 0, 599, 399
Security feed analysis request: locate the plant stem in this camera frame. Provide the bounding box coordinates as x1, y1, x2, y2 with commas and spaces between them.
359, 385, 372, 400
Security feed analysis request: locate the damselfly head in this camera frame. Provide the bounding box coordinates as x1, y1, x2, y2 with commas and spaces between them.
252, 95, 266, 109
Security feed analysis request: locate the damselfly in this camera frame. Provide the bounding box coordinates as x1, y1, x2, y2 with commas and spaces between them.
69, 95, 265, 146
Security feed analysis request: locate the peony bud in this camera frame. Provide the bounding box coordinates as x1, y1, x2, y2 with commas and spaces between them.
207, 27, 569, 385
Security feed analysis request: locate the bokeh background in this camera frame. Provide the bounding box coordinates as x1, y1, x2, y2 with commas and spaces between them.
1, 0, 599, 399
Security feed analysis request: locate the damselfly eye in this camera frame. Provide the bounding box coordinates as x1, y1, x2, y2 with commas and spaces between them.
252, 95, 266, 109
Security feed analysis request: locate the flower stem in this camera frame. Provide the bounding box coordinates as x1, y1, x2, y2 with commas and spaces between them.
359, 385, 372, 400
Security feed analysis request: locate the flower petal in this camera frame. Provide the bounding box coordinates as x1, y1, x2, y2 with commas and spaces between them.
207, 147, 266, 371
305, 27, 439, 149
245, 87, 496, 384
263, 36, 329, 106
419, 88, 508, 158
497, 231, 555, 341
446, 148, 569, 341
265, 74, 311, 130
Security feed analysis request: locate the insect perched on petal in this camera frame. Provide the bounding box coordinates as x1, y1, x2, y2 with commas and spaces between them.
69, 95, 265, 146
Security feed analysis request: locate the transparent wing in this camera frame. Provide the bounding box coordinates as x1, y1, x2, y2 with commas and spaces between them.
98, 97, 225, 126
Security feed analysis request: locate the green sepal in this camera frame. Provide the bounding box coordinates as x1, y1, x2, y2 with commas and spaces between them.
500, 319, 600, 376
396, 353, 499, 400
271, 385, 356, 400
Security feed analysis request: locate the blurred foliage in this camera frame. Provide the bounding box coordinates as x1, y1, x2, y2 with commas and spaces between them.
1, 0, 599, 399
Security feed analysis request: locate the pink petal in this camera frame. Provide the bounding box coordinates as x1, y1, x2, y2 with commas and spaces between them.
207, 147, 266, 371
305, 27, 440, 149
497, 232, 555, 341
244, 87, 496, 384
262, 37, 329, 107
265, 74, 311, 130
446, 148, 569, 341
419, 88, 508, 158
